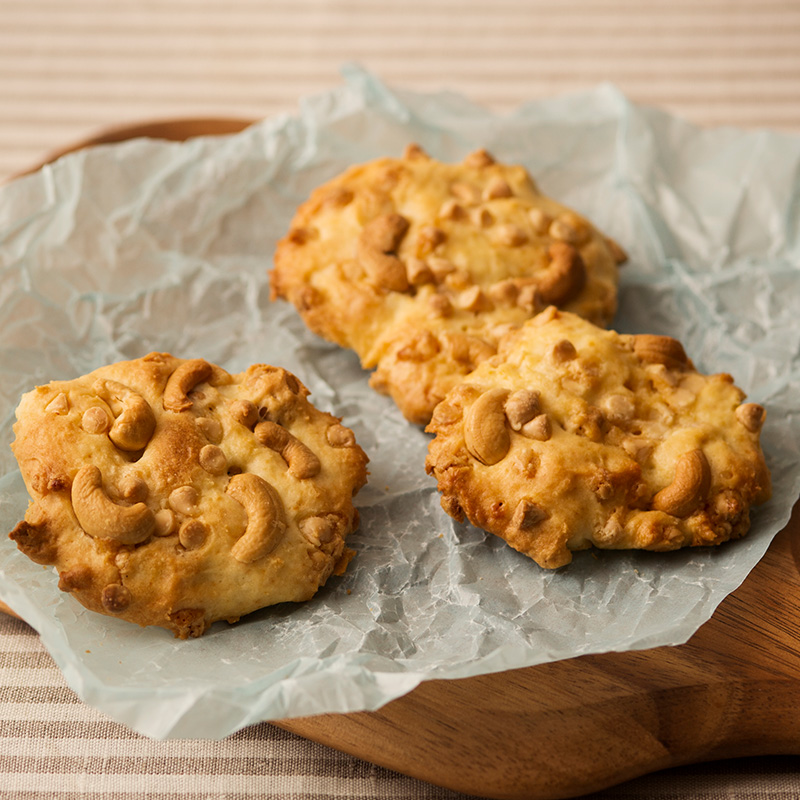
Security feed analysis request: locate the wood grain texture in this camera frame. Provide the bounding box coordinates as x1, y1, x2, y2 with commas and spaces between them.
4, 118, 799, 800
278, 503, 800, 799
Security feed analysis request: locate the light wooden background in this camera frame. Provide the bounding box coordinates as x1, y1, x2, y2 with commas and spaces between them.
2, 0, 800, 181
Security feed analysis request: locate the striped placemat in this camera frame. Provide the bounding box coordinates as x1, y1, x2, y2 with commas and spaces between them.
2, 0, 800, 180
2, 1, 800, 797
3, 610, 800, 799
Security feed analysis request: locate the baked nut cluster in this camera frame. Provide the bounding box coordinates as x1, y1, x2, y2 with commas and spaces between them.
7, 143, 774, 638
9, 353, 368, 637
271, 144, 625, 424
425, 309, 772, 568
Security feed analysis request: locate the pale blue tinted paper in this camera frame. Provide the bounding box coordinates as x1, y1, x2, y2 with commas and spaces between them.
0, 66, 798, 739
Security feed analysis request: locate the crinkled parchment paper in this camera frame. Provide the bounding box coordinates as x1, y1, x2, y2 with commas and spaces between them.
1, 66, 799, 739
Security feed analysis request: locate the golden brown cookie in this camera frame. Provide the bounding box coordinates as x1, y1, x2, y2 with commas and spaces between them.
425, 308, 771, 569
271, 144, 625, 425
8, 353, 368, 638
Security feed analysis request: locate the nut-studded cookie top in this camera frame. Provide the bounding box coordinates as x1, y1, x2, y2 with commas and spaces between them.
8, 353, 368, 638
271, 145, 625, 425
425, 309, 771, 569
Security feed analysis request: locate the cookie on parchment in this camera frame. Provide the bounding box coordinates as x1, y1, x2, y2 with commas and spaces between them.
425, 308, 772, 569
271, 145, 626, 425
8, 353, 368, 638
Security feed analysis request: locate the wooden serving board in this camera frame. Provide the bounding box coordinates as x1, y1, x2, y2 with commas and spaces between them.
5, 120, 800, 800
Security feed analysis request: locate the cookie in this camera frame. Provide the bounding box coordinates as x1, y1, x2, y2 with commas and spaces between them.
271, 144, 626, 424
425, 308, 772, 569
8, 353, 368, 638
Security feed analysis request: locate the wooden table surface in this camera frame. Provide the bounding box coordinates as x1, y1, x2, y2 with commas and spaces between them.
1, 1, 800, 799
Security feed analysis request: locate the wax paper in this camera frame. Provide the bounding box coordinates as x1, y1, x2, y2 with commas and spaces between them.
0, 66, 798, 739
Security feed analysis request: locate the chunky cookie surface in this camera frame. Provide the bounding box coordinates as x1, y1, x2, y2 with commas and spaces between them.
271, 145, 625, 424
9, 353, 368, 637
425, 309, 771, 569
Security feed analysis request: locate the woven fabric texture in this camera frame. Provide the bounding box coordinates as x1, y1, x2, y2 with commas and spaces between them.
1, 1, 799, 797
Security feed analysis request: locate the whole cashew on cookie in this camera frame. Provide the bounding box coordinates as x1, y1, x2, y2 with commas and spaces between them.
226, 473, 287, 563
71, 465, 155, 545
93, 379, 156, 451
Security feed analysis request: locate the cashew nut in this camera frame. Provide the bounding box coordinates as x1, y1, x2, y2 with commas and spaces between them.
735, 402, 766, 433
101, 583, 132, 613
403, 143, 428, 160
46, 392, 69, 415
633, 335, 688, 371
537, 242, 587, 305
82, 406, 111, 434
356, 213, 410, 293
470, 207, 495, 228
504, 390, 540, 431
520, 414, 552, 441
548, 217, 580, 245
326, 423, 356, 448
254, 421, 321, 479
226, 473, 286, 562
199, 444, 227, 475
428, 293, 454, 318
154, 508, 177, 537
117, 474, 148, 503
179, 519, 208, 550
196, 416, 223, 443
439, 199, 466, 221
71, 465, 155, 544
483, 177, 513, 200
93, 379, 156, 451
406, 257, 435, 286
417, 225, 447, 253
444, 333, 495, 368
652, 449, 711, 518
464, 148, 495, 168
464, 387, 511, 465
163, 359, 213, 412
450, 181, 481, 205
551, 339, 577, 362
229, 399, 259, 428
397, 330, 441, 362
494, 223, 528, 247
529, 208, 552, 234
299, 515, 336, 545
169, 485, 199, 516
509, 498, 548, 531
456, 285, 493, 313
